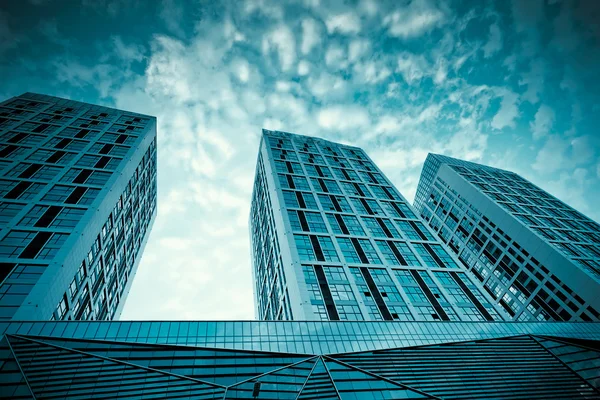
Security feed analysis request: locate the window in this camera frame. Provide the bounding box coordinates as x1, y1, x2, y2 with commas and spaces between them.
358, 239, 381, 264
404, 286, 428, 303
362, 217, 386, 237
337, 238, 361, 263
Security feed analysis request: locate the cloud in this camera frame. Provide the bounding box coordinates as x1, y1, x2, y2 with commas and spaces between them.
483, 22, 502, 58
530, 104, 555, 140
262, 25, 296, 71
318, 105, 370, 130
324, 44, 347, 69
300, 18, 321, 54
383, 0, 445, 38
396, 52, 429, 84
519, 59, 544, 104
353, 61, 391, 84
325, 12, 361, 35
348, 39, 371, 62
490, 90, 519, 130
111, 36, 145, 63
532, 135, 596, 173
297, 60, 310, 76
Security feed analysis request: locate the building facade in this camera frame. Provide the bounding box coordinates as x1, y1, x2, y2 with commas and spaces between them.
0, 93, 157, 322
250, 130, 505, 322
1, 319, 600, 399
414, 154, 600, 322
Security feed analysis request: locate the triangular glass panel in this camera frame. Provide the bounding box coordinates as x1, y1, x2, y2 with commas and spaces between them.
323, 357, 432, 399
7, 335, 225, 399
19, 334, 309, 386
297, 357, 339, 399
225, 358, 317, 399
535, 335, 600, 389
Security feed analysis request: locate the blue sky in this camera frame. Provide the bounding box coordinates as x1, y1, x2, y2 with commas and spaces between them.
1, 0, 599, 320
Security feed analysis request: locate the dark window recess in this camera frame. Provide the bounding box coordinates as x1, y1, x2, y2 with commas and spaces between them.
286, 175, 295, 189
20, 232, 52, 259
18, 164, 42, 179
409, 221, 428, 240
342, 169, 351, 180
309, 236, 325, 262
360, 267, 393, 320
99, 144, 113, 155
55, 138, 71, 149
66, 187, 87, 204
423, 243, 446, 268
0, 262, 17, 284
382, 187, 394, 199
360, 198, 373, 215
391, 202, 406, 218
75, 129, 90, 139
449, 271, 495, 321
315, 166, 324, 177
34, 206, 62, 228
8, 133, 26, 144
376, 218, 393, 238
94, 156, 111, 169
499, 300, 515, 317
74, 295, 90, 320
350, 238, 369, 264
5, 181, 32, 199
386, 240, 407, 265
46, 151, 66, 164
0, 145, 17, 158
73, 169, 92, 184
115, 134, 127, 144
286, 162, 293, 173
330, 196, 342, 212
297, 211, 310, 231
318, 179, 327, 192
32, 124, 49, 133
295, 192, 306, 208
353, 183, 364, 196
334, 214, 350, 235
314, 265, 340, 320
410, 270, 450, 321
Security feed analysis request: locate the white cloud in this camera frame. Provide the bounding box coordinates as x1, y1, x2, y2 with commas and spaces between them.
519, 59, 544, 104
348, 39, 371, 62
307, 72, 346, 98
297, 60, 310, 76
396, 52, 429, 84
318, 105, 370, 130
325, 12, 361, 35
490, 90, 519, 130
483, 22, 502, 58
383, 0, 445, 38
325, 45, 347, 69
262, 25, 296, 71
530, 104, 555, 140
353, 61, 391, 84
111, 36, 145, 62
301, 18, 321, 54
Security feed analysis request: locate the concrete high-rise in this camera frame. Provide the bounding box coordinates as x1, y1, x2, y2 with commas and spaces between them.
414, 153, 600, 322
250, 130, 505, 322
1, 127, 600, 399
0, 93, 157, 321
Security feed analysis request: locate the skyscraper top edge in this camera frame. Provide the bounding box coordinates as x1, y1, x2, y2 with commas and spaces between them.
13, 92, 156, 119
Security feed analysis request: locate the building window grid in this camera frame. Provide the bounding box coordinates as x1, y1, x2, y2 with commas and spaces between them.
419, 175, 595, 322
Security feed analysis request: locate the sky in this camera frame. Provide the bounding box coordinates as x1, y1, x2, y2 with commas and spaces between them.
1, 0, 599, 320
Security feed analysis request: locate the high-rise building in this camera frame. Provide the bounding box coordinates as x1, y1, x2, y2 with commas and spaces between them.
414, 153, 600, 322
0, 93, 157, 322
2, 125, 600, 399
250, 129, 505, 322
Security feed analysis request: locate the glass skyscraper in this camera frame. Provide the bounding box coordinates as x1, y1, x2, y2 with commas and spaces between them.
414, 153, 600, 322
1, 124, 600, 399
250, 130, 505, 322
0, 93, 157, 322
